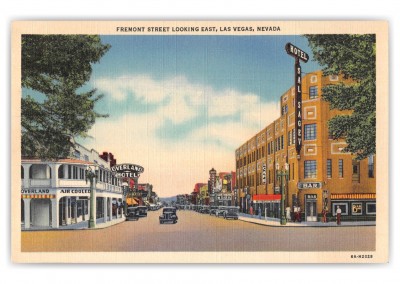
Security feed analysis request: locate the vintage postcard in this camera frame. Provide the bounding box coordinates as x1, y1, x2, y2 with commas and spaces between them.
11, 21, 388, 263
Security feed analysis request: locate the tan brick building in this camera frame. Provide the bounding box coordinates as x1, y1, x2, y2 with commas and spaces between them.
235, 71, 376, 222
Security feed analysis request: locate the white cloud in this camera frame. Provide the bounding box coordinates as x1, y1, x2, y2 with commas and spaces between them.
87, 75, 280, 197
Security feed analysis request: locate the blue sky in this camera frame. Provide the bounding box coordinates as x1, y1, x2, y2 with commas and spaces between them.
92, 35, 321, 119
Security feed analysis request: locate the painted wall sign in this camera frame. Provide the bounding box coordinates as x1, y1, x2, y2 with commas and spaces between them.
262, 163, 267, 184
298, 182, 323, 189
111, 163, 144, 178
305, 194, 317, 200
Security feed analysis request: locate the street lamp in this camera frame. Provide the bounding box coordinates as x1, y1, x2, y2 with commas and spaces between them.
85, 164, 98, 229
276, 163, 289, 225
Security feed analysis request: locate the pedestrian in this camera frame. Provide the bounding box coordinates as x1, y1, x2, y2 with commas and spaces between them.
286, 207, 291, 222
258, 206, 261, 219
336, 206, 342, 225
296, 206, 301, 222
250, 205, 253, 217
321, 208, 327, 223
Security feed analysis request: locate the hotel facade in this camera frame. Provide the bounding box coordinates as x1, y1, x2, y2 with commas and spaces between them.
235, 71, 376, 222
21, 144, 125, 230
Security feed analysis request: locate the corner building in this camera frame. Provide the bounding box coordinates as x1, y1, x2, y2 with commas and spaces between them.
235, 71, 376, 222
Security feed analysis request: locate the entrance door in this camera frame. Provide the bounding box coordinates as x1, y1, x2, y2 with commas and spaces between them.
306, 200, 317, 221
305, 194, 317, 222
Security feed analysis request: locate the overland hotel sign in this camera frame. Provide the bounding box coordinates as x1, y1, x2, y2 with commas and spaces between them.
111, 163, 144, 178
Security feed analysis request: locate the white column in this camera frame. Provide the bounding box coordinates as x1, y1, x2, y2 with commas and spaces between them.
50, 164, 59, 188
65, 197, 71, 225
103, 197, 108, 222
23, 199, 31, 229
51, 198, 59, 229
108, 198, 112, 221
22, 164, 30, 189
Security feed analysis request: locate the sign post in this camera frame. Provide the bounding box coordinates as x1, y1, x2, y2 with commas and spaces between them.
111, 163, 144, 214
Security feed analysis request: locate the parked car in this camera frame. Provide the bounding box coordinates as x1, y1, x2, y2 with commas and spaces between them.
137, 206, 148, 217
159, 207, 178, 224
223, 207, 239, 220
125, 207, 139, 221
209, 206, 218, 216
200, 206, 210, 214
215, 206, 228, 217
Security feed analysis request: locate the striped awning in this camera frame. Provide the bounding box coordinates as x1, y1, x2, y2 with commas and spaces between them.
331, 193, 376, 200
21, 194, 56, 199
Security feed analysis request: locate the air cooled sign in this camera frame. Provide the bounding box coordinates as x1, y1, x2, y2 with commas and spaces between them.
285, 43, 309, 154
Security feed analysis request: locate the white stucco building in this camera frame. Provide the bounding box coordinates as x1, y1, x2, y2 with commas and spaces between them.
21, 143, 125, 230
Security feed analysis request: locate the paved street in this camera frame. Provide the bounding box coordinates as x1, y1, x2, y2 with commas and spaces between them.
21, 210, 375, 252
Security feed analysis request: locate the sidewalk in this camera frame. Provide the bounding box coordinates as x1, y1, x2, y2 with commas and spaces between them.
238, 214, 376, 227
22, 216, 126, 231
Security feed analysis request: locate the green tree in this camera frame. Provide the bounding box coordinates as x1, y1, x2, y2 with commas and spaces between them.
21, 35, 111, 159
304, 34, 376, 160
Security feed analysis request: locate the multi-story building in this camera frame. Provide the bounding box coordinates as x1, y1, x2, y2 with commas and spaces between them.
235, 71, 376, 222
21, 143, 124, 229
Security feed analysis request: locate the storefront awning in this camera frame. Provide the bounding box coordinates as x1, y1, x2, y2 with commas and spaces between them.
126, 197, 138, 205
331, 193, 376, 200
253, 194, 281, 201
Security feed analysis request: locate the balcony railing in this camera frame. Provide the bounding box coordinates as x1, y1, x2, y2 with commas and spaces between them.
29, 179, 51, 187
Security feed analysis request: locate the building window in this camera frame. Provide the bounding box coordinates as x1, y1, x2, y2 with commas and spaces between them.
327, 159, 332, 179
21, 166, 24, 179
73, 150, 81, 159
310, 75, 317, 83
281, 135, 284, 149
309, 86, 318, 99
339, 159, 344, 178
352, 161, 360, 183
329, 75, 339, 81
304, 160, 317, 178
366, 202, 376, 215
304, 124, 317, 140
368, 155, 374, 178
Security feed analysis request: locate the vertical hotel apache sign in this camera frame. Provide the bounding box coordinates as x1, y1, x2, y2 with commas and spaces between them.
285, 43, 309, 154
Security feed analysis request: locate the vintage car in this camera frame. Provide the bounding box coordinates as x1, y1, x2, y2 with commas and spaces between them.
159, 207, 178, 224
200, 206, 210, 214
209, 206, 219, 216
223, 207, 239, 220
137, 206, 148, 217
125, 207, 139, 221
215, 206, 229, 217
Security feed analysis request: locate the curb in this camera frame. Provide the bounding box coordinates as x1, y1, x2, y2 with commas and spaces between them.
238, 217, 376, 228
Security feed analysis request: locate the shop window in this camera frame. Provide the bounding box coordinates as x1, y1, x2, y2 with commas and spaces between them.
332, 203, 348, 215
304, 160, 317, 178
366, 202, 376, 215
351, 203, 363, 215
304, 124, 317, 140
